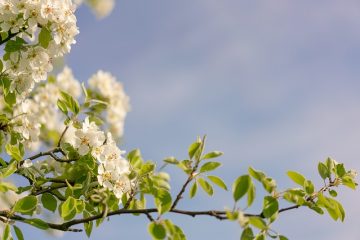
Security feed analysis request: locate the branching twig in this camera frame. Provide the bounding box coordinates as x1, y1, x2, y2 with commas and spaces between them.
24, 147, 76, 163
0, 205, 306, 233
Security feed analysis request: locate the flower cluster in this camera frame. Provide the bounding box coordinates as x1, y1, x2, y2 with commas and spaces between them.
89, 70, 130, 138
69, 117, 132, 199
0, 0, 79, 99
10, 66, 81, 150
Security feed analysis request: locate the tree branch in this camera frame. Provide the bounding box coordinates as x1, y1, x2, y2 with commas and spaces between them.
0, 204, 304, 233
24, 147, 76, 163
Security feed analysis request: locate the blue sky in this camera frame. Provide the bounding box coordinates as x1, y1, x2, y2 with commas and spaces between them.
25, 1, 360, 239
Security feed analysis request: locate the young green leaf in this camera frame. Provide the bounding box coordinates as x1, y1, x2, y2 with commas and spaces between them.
61, 196, 76, 221
148, 222, 166, 240
2, 225, 10, 240
336, 164, 346, 177
188, 141, 201, 159
154, 189, 172, 215
199, 162, 221, 173
304, 180, 314, 195
318, 162, 330, 180
24, 219, 49, 230
279, 236, 289, 240
232, 175, 251, 202
249, 217, 267, 230
247, 183, 256, 207
163, 157, 179, 165
5, 144, 22, 161
13, 226, 24, 240
202, 151, 223, 160
39, 27, 52, 48
197, 178, 214, 196
241, 227, 254, 240
13, 195, 37, 215
329, 189, 337, 197
83, 211, 93, 237
262, 196, 279, 218
189, 181, 198, 198
41, 193, 57, 212
248, 167, 266, 182
0, 161, 17, 178
207, 175, 227, 190
287, 171, 306, 186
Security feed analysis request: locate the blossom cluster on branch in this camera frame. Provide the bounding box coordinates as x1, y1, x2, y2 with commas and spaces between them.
0, 1, 357, 240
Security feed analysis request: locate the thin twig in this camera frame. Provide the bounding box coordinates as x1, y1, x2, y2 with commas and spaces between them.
57, 125, 69, 147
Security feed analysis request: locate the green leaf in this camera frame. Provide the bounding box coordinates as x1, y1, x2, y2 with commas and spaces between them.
148, 222, 166, 240
189, 181, 197, 198
163, 220, 186, 240
61, 196, 76, 221
0, 59, 3, 72
304, 180, 315, 195
207, 175, 227, 190
188, 141, 201, 159
5, 144, 22, 161
57, 99, 68, 115
336, 164, 346, 177
262, 196, 279, 218
279, 236, 289, 240
287, 171, 306, 186
249, 217, 267, 230
0, 181, 18, 192
38, 27, 52, 48
197, 178, 214, 196
232, 175, 251, 202
4, 37, 26, 52
326, 157, 336, 173
83, 211, 93, 237
341, 176, 357, 190
202, 151, 223, 160
318, 162, 330, 180
163, 157, 179, 165
247, 183, 256, 207
24, 218, 49, 230
240, 227, 254, 240
248, 167, 266, 182
139, 162, 155, 176
13, 225, 24, 240
60, 91, 80, 115
154, 189, 172, 215
13, 195, 37, 215
41, 193, 57, 212
0, 161, 17, 178
2, 225, 10, 240
199, 161, 221, 173
4, 91, 16, 106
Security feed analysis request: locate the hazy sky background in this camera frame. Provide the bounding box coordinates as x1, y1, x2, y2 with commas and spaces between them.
24, 0, 360, 239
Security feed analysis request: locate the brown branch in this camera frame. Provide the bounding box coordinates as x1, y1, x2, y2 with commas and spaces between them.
24, 147, 76, 163
170, 174, 194, 210
0, 31, 20, 45
31, 183, 67, 196
171, 137, 206, 210
0, 204, 306, 233
57, 126, 69, 147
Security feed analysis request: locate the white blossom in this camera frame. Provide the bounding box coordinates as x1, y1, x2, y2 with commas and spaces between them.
0, 0, 79, 100
22, 159, 33, 168
72, 117, 105, 155
88, 70, 130, 138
